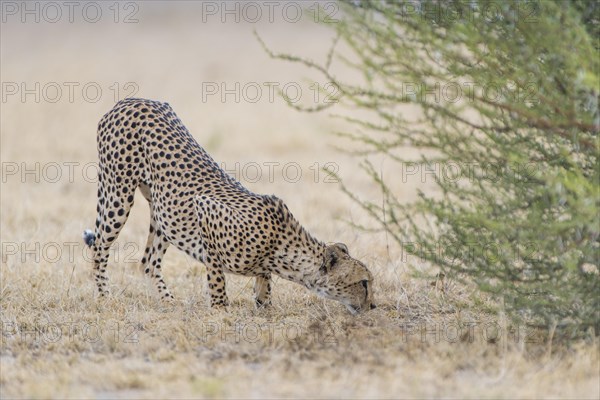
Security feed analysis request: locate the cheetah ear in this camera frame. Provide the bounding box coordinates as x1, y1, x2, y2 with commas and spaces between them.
320, 244, 347, 273
320, 247, 336, 274
334, 242, 349, 255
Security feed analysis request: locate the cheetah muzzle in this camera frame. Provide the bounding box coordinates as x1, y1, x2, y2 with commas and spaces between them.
83, 98, 376, 313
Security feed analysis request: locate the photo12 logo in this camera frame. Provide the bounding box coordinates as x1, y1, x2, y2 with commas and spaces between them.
1, 320, 140, 345
397, 1, 539, 25
1, 1, 140, 23
1, 162, 99, 184
400, 240, 542, 269
196, 320, 338, 345
1, 82, 139, 104
0, 240, 141, 265
399, 161, 542, 184
398, 80, 539, 105
398, 321, 540, 344
220, 161, 339, 184
201, 81, 339, 105
200, 1, 339, 24
1, 161, 340, 185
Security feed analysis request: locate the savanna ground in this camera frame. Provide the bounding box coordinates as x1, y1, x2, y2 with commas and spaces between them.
0, 3, 598, 399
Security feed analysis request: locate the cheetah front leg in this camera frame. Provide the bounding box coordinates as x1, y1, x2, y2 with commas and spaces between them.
205, 255, 229, 308
254, 273, 272, 308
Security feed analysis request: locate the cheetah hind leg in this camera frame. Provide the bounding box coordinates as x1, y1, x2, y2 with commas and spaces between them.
83, 192, 133, 297
140, 184, 174, 301
254, 273, 272, 309
146, 231, 174, 301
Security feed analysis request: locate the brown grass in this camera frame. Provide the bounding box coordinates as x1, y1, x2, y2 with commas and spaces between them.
1, 4, 598, 399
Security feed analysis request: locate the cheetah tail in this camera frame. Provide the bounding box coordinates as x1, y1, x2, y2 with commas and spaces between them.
83, 229, 96, 247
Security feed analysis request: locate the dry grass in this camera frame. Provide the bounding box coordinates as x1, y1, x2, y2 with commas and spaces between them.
1, 4, 599, 399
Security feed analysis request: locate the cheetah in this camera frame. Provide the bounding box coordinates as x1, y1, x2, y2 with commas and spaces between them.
83, 98, 375, 313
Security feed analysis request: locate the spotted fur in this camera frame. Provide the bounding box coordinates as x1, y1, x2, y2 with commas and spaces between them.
84, 98, 375, 312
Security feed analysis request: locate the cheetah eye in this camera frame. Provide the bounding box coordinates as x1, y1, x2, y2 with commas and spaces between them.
360, 280, 368, 290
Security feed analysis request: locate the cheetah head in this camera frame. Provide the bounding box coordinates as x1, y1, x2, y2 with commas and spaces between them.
308, 243, 376, 314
